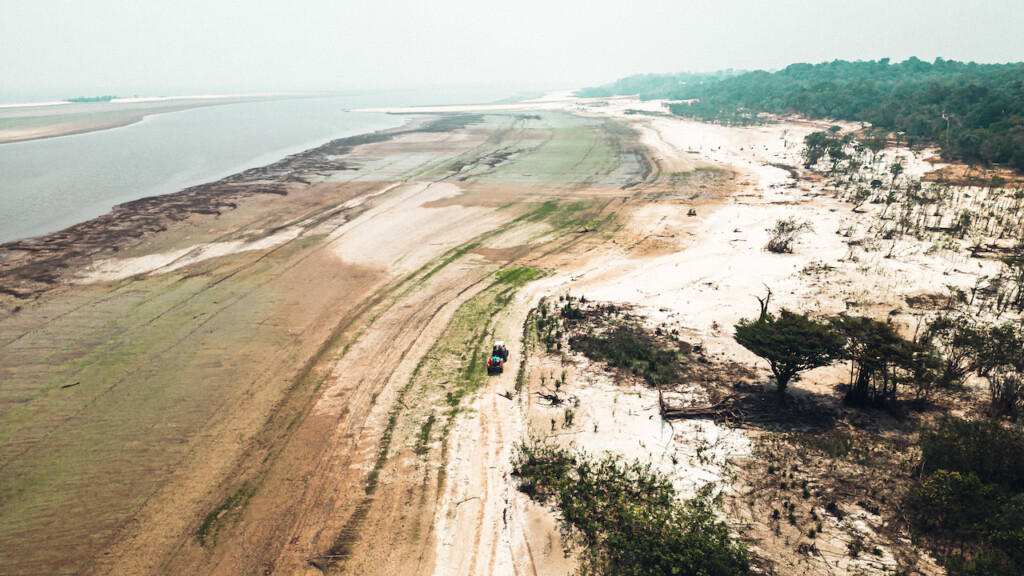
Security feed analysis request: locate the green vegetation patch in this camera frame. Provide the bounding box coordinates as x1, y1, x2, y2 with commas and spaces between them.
512, 440, 749, 576
365, 263, 544, 492
903, 418, 1024, 575
522, 200, 591, 230
414, 414, 436, 456
481, 114, 624, 186
197, 482, 256, 544
569, 321, 687, 388
418, 242, 480, 285
418, 113, 484, 133
493, 266, 545, 286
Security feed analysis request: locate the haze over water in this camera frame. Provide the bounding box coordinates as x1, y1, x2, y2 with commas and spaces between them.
0, 89, 512, 244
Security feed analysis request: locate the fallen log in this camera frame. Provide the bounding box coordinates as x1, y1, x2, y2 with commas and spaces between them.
535, 391, 563, 405
659, 390, 752, 421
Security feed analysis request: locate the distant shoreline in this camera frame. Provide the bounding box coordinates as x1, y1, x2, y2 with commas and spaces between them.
0, 93, 308, 145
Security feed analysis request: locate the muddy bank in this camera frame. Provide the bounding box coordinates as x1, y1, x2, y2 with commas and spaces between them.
0, 117, 482, 304
0, 107, 657, 575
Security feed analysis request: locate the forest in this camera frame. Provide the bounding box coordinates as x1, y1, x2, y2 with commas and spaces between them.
578, 58, 1024, 170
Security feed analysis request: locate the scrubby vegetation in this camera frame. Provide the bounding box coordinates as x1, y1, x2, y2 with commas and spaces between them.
532, 295, 752, 405
802, 127, 1024, 259
739, 120, 1024, 418
512, 440, 749, 576
67, 95, 118, 103
903, 418, 1024, 575
923, 314, 1024, 418
580, 58, 1024, 169
575, 70, 743, 99
567, 315, 687, 387
765, 217, 813, 254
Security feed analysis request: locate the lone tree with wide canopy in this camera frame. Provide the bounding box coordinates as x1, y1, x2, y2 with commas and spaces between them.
734, 309, 845, 406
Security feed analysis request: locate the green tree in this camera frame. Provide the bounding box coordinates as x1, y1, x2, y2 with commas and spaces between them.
919, 418, 1024, 491
830, 315, 935, 407
733, 309, 845, 406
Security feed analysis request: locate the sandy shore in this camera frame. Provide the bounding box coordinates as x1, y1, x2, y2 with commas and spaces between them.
1, 92, 994, 575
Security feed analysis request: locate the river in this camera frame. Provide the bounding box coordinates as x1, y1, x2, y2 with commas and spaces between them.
0, 88, 513, 244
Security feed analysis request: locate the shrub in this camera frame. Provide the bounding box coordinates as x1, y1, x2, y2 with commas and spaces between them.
512, 440, 749, 576
904, 470, 992, 548
569, 322, 684, 387
765, 218, 813, 254
904, 419, 1024, 575
919, 418, 1024, 492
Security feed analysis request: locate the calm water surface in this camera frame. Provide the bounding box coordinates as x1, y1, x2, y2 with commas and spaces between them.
0, 89, 510, 243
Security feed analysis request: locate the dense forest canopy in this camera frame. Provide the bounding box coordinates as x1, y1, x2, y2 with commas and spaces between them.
574, 70, 744, 99
578, 58, 1024, 170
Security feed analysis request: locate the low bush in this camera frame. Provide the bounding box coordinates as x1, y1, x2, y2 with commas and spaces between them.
919, 418, 1024, 492
903, 418, 1024, 575
512, 440, 749, 576
569, 322, 684, 387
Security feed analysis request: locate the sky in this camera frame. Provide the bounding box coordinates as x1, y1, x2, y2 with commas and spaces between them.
2, 0, 1023, 101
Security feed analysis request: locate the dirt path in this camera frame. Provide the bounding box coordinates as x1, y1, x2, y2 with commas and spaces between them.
430, 293, 532, 576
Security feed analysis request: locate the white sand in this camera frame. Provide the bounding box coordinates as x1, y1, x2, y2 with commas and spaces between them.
327, 181, 506, 274
79, 227, 303, 283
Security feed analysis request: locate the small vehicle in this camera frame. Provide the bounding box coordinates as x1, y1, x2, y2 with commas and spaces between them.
487, 340, 509, 375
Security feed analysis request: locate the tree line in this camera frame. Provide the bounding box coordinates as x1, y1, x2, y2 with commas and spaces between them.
578, 58, 1024, 170
734, 301, 1024, 417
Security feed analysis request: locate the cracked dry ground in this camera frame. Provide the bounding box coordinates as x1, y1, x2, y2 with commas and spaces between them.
0, 110, 739, 575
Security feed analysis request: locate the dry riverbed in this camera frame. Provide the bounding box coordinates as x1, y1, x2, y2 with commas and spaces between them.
0, 95, 1000, 575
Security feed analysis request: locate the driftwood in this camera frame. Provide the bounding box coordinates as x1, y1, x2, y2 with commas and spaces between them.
658, 390, 778, 423
535, 391, 563, 406
756, 284, 773, 320
659, 389, 726, 419
661, 401, 741, 421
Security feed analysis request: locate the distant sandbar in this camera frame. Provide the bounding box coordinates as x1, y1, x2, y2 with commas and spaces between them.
0, 93, 305, 144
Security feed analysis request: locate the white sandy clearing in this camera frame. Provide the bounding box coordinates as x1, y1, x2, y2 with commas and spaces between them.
519, 90, 577, 103
0, 100, 72, 109
79, 227, 303, 283
487, 101, 968, 576
355, 101, 573, 114
547, 364, 750, 499
550, 112, 999, 367
328, 181, 507, 274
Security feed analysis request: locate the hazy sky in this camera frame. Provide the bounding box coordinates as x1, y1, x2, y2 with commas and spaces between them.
2, 0, 1023, 99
